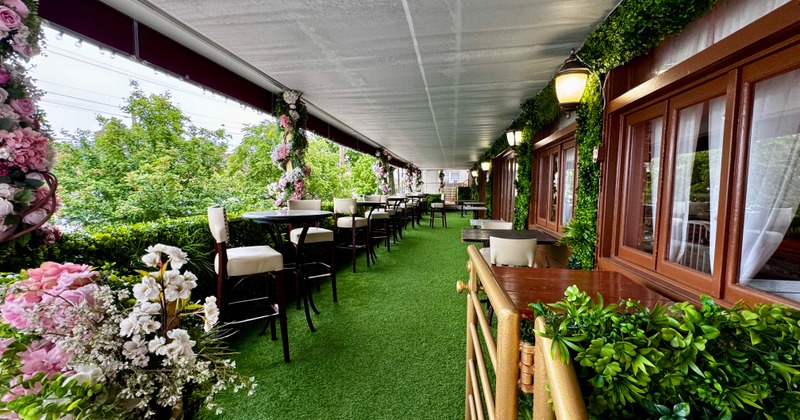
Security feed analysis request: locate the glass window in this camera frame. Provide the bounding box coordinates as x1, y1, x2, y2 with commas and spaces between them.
667, 96, 726, 273
739, 69, 800, 299
623, 116, 663, 254
562, 147, 576, 225
537, 154, 549, 221
549, 151, 559, 223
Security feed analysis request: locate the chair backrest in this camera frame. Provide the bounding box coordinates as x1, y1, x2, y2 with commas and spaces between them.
365, 195, 381, 202
208, 206, 230, 243
334, 198, 357, 215
489, 237, 537, 267
482, 220, 513, 230
289, 199, 322, 211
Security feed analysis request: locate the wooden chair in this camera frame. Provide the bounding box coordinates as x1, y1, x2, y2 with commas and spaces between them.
478, 220, 513, 263
207, 206, 289, 362
288, 199, 337, 303
430, 202, 447, 228
334, 198, 372, 272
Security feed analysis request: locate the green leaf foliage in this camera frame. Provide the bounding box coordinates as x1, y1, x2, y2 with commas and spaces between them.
526, 287, 800, 418
0, 215, 273, 300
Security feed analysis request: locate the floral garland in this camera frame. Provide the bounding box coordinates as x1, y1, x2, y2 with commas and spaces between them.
404, 163, 421, 192
438, 170, 445, 193
372, 148, 391, 194
270, 90, 309, 207
0, 0, 58, 245
0, 244, 254, 418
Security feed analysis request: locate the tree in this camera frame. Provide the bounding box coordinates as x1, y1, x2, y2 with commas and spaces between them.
54, 87, 229, 225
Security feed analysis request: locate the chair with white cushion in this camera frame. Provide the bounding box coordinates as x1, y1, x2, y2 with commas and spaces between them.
208, 206, 289, 362
334, 198, 372, 273
288, 199, 337, 303
478, 220, 513, 263
430, 202, 447, 228
488, 236, 537, 267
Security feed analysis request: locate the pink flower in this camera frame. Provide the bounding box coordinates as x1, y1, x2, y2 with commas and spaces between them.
0, 6, 21, 32
17, 339, 69, 379
279, 114, 292, 131
10, 41, 32, 58
3, 0, 28, 18
25, 261, 95, 291
0, 337, 13, 355
0, 69, 10, 85
9, 98, 34, 118
21, 208, 46, 225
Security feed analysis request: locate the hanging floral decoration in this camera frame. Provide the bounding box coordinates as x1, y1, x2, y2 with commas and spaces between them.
0, 0, 59, 245
404, 163, 420, 192
438, 170, 445, 193
0, 245, 255, 418
270, 90, 310, 207
372, 148, 391, 194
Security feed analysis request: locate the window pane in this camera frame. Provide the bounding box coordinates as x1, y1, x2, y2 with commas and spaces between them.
624, 117, 663, 254
562, 147, 576, 226
667, 96, 725, 274
549, 152, 559, 223
740, 69, 800, 301
538, 155, 549, 220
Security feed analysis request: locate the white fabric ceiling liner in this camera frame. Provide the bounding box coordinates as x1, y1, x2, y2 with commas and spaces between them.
101, 0, 620, 169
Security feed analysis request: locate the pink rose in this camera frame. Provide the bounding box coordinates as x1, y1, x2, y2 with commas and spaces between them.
0, 69, 10, 85
3, 0, 27, 18
21, 208, 46, 225
0, 6, 21, 32
9, 98, 33, 117
25, 262, 94, 291
10, 41, 32, 58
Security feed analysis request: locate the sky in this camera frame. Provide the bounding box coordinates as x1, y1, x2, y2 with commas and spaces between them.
27, 25, 270, 148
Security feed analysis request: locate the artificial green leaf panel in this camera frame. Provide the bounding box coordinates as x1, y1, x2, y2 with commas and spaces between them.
523, 287, 800, 418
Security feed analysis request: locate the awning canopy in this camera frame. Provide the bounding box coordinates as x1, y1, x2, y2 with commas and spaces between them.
41, 0, 620, 169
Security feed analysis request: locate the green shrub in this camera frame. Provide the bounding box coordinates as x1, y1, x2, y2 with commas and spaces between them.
0, 215, 275, 300
524, 286, 800, 418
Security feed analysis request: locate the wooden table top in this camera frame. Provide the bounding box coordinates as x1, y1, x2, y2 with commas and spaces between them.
491, 266, 674, 318
461, 228, 559, 244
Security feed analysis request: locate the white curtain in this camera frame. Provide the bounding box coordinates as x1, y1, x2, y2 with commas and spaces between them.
653, 0, 789, 77
740, 69, 800, 283
649, 118, 664, 211
707, 96, 726, 273
669, 105, 703, 262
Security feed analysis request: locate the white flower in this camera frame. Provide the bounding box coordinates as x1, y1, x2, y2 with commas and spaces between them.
148, 336, 166, 355
203, 296, 219, 332
137, 301, 161, 316
141, 252, 160, 268
163, 245, 188, 269
0, 147, 10, 160
132, 277, 160, 302
0, 198, 12, 217
164, 329, 195, 362
122, 336, 149, 367
119, 315, 139, 337
64, 365, 104, 386
22, 208, 48, 225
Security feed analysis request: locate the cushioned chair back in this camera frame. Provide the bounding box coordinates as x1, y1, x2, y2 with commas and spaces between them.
289, 199, 322, 211
334, 198, 357, 215
489, 237, 537, 267
481, 220, 513, 230
379, 195, 388, 204
365, 195, 381, 202
208, 206, 229, 243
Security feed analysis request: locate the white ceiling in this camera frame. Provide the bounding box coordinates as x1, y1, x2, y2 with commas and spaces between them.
100, 0, 620, 169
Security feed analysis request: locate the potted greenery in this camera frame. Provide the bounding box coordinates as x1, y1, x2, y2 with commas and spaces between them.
523, 286, 800, 419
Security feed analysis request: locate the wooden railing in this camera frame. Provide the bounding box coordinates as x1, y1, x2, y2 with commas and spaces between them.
457, 245, 587, 420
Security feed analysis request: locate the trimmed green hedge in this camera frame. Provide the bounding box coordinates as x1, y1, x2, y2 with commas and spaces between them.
0, 216, 275, 300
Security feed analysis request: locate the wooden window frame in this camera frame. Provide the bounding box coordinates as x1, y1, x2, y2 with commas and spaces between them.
600, 3, 800, 306
533, 127, 577, 234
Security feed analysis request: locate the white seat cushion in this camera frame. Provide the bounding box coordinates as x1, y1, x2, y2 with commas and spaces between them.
479, 247, 491, 264
290, 227, 334, 244
367, 210, 390, 220
216, 245, 284, 277
337, 216, 368, 228
431, 202, 444, 208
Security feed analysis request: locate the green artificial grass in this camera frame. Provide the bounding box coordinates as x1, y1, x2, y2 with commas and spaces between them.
211, 212, 472, 419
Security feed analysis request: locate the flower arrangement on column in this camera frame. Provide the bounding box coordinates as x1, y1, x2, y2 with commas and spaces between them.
270, 90, 310, 207
413, 166, 422, 191
372, 148, 391, 194
403, 163, 418, 193
0, 245, 255, 418
0, 0, 59, 245
438, 170, 445, 194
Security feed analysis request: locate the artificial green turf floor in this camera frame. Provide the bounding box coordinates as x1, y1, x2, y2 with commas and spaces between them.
214, 212, 472, 419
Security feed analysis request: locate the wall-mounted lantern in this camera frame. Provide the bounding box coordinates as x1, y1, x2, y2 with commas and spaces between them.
554, 48, 591, 115
505, 130, 523, 148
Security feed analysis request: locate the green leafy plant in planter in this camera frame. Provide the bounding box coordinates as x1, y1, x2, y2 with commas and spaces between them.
522, 286, 800, 419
